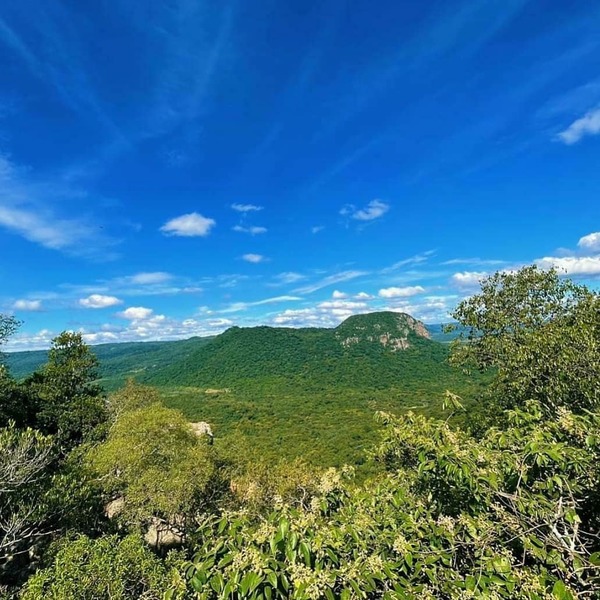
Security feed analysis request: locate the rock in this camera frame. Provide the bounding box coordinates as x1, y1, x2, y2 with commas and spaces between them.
104, 496, 125, 519
144, 517, 184, 548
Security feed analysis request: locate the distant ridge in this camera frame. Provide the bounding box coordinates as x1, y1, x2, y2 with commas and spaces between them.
4, 312, 463, 389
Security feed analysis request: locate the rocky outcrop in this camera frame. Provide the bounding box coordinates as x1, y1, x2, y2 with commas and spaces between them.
336, 312, 430, 352
104, 497, 185, 549
190, 421, 214, 442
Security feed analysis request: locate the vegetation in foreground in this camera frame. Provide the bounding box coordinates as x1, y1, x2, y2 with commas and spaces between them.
1, 266, 599, 598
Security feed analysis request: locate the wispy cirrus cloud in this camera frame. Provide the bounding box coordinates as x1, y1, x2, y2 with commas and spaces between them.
126, 272, 173, 285
219, 295, 301, 314
0, 204, 97, 251
0, 9, 122, 137
293, 270, 367, 294
441, 257, 506, 267
270, 272, 307, 286
0, 155, 119, 259
379, 251, 435, 274
557, 107, 600, 145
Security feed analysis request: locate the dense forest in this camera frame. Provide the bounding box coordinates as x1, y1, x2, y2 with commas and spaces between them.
1, 266, 599, 599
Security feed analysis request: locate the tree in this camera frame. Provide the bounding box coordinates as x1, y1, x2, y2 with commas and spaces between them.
89, 403, 223, 535
0, 424, 54, 581
33, 332, 106, 448
0, 314, 20, 351
21, 534, 182, 600
449, 266, 600, 417
107, 378, 162, 419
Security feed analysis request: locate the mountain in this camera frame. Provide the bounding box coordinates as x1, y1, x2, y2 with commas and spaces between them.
144, 312, 457, 390
4, 313, 467, 391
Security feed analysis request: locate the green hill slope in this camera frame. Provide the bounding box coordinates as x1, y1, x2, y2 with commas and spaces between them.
4, 337, 214, 387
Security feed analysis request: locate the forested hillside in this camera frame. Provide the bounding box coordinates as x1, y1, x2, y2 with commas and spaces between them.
144, 312, 457, 390
5, 337, 214, 386
1, 268, 599, 599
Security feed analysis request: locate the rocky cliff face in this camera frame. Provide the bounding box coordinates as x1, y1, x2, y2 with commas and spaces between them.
334, 312, 431, 352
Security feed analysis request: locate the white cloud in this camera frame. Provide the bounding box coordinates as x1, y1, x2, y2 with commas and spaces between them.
355, 292, 374, 299
233, 225, 268, 235
160, 212, 215, 237
311, 226, 325, 234
332, 290, 348, 299
271, 298, 370, 327
242, 253, 266, 263
128, 272, 173, 285
378, 285, 425, 299
341, 199, 389, 221
578, 232, 600, 253
79, 294, 122, 309
451, 271, 488, 288
116, 306, 154, 320
231, 203, 263, 212
535, 256, 600, 276
557, 107, 600, 144
12, 299, 42, 311
383, 295, 457, 324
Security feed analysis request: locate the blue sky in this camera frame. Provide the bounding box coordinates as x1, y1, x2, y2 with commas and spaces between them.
1, 0, 599, 350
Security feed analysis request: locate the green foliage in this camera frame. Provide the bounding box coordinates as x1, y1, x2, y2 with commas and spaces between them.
107, 378, 163, 417
89, 403, 222, 527
227, 456, 326, 515
21, 534, 181, 600
5, 314, 486, 471
0, 424, 54, 580
0, 369, 35, 428
180, 403, 600, 599
30, 332, 107, 447
449, 266, 600, 417
0, 315, 20, 350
